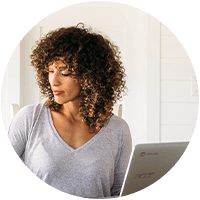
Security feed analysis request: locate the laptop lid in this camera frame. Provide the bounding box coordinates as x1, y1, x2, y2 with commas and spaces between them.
120, 141, 189, 197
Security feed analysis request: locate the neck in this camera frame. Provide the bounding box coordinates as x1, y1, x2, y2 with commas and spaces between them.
60, 99, 82, 123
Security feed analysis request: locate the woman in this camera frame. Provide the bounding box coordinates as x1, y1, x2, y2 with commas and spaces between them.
8, 23, 132, 198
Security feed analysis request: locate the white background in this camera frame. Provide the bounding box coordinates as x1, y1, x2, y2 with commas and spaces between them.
5, 2, 197, 147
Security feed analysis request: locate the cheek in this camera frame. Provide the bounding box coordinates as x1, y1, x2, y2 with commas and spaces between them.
75, 81, 82, 93
69, 81, 81, 94
68, 78, 80, 88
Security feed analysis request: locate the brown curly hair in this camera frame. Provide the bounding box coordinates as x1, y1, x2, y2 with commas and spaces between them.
30, 25, 127, 132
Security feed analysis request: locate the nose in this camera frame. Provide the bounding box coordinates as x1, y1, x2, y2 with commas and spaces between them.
49, 71, 61, 87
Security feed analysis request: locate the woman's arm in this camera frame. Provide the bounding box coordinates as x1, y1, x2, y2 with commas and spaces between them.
8, 105, 36, 160
110, 122, 132, 196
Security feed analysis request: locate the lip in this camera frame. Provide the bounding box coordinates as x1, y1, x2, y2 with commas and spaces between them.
53, 90, 64, 95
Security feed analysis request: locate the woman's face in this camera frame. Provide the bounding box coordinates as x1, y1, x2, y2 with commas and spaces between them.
48, 59, 81, 105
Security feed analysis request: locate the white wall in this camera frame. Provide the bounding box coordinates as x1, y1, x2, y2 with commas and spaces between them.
1, 44, 20, 131
1, 2, 199, 146
160, 24, 199, 142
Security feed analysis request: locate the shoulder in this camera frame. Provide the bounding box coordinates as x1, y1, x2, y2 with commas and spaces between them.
15, 102, 47, 121
17, 102, 45, 116
107, 115, 132, 144
109, 115, 130, 132
9, 102, 46, 131
8, 102, 47, 157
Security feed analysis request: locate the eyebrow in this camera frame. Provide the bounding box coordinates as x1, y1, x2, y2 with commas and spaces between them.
59, 66, 68, 70
49, 65, 68, 70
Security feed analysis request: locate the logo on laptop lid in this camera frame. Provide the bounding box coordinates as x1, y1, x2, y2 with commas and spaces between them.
140, 152, 158, 157
140, 152, 145, 157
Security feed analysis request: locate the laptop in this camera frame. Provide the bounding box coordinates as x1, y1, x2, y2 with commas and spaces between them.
119, 141, 189, 197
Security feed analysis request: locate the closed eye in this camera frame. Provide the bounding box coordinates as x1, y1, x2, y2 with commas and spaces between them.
48, 71, 71, 76
62, 73, 71, 76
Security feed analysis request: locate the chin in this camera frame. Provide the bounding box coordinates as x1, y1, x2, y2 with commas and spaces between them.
54, 95, 80, 105
54, 97, 70, 105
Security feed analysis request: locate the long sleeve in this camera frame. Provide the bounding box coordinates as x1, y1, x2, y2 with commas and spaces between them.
8, 104, 37, 160
110, 122, 132, 196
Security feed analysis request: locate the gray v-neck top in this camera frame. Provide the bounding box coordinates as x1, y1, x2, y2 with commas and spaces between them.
8, 103, 132, 198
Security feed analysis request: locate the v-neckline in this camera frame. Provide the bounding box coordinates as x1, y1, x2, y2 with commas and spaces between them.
47, 108, 109, 153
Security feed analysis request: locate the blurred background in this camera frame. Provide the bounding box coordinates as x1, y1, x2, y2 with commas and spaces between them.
1, 2, 199, 147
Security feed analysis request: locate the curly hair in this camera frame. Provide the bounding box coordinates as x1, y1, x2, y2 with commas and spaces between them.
30, 25, 127, 132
